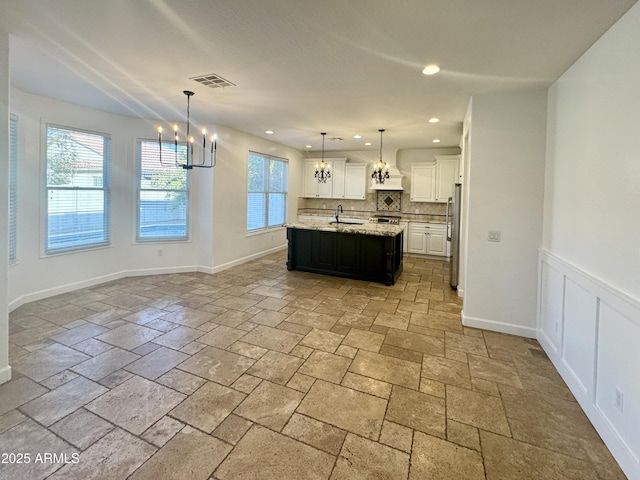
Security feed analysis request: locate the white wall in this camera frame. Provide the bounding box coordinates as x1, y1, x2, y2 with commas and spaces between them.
538, 3, 640, 478
207, 125, 302, 272
8, 89, 302, 308
462, 89, 547, 337
0, 29, 10, 384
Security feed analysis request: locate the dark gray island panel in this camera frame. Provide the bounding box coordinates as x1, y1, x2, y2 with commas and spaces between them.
286, 225, 403, 285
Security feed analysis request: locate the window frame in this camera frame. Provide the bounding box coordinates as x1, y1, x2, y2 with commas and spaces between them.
135, 138, 190, 243
9, 114, 18, 263
247, 151, 288, 233
44, 124, 112, 255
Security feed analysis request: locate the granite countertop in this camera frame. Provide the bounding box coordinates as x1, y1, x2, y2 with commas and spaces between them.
286, 221, 405, 237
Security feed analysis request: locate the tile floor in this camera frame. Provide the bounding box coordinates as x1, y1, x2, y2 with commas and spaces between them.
0, 252, 627, 479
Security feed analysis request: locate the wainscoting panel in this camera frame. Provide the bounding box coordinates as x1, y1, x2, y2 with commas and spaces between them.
537, 250, 640, 480
563, 277, 597, 395
538, 260, 564, 352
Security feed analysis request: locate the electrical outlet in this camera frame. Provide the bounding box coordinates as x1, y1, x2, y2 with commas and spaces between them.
488, 231, 501, 242
615, 388, 624, 413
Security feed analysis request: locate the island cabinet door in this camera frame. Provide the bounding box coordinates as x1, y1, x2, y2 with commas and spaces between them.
312, 231, 337, 270
359, 235, 386, 278
288, 229, 313, 269
336, 233, 361, 274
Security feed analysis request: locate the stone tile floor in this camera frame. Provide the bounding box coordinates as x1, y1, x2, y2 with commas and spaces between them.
0, 252, 627, 479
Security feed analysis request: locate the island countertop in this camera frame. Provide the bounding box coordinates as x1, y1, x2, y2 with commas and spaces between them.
285, 221, 405, 237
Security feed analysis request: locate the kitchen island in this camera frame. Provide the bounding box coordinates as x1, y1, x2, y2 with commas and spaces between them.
286, 221, 404, 285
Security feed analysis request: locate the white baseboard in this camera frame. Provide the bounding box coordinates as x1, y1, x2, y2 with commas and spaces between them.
205, 244, 288, 275
0, 365, 12, 385
456, 287, 464, 298
8, 245, 289, 313
461, 310, 537, 338
9, 271, 126, 312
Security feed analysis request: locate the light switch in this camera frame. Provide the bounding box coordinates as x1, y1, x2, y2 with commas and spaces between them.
488, 231, 501, 242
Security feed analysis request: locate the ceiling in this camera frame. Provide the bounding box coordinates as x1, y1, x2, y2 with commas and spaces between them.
1, 0, 637, 152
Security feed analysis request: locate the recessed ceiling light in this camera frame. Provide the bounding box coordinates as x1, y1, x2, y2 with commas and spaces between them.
265, 130, 274, 135
364, 142, 372, 146
305, 145, 312, 149
429, 117, 440, 123
353, 135, 362, 139
422, 64, 440, 75
432, 139, 441, 143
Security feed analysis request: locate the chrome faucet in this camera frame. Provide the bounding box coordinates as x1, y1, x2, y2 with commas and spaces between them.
335, 204, 343, 223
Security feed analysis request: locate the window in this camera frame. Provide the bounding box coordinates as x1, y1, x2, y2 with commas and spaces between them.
45, 125, 111, 253
136, 140, 189, 241
9, 114, 17, 263
247, 151, 288, 232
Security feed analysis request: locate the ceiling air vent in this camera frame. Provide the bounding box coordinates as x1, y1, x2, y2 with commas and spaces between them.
190, 73, 236, 89
329, 137, 343, 141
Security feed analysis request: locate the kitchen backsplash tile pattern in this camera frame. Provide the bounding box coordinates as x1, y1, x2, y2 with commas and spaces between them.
376, 191, 402, 212
298, 194, 448, 222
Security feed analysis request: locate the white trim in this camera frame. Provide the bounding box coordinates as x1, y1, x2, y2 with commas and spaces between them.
8, 245, 288, 312
0, 366, 12, 385
537, 249, 640, 480
461, 310, 537, 338
202, 244, 288, 275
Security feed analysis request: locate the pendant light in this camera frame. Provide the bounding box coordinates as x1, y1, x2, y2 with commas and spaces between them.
371, 129, 389, 184
314, 132, 331, 183
156, 90, 217, 170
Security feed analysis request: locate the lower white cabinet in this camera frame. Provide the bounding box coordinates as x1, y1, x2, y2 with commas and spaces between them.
399, 221, 409, 253
407, 222, 446, 256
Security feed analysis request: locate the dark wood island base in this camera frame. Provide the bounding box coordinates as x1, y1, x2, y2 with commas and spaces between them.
286, 223, 404, 286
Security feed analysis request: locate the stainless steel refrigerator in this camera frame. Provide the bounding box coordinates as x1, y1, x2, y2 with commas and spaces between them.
447, 184, 462, 289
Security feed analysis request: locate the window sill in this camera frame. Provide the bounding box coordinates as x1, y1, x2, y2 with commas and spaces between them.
246, 225, 286, 238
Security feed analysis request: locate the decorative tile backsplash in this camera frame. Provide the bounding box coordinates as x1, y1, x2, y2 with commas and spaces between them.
376, 191, 402, 212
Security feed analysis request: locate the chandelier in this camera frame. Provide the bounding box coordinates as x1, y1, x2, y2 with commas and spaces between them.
371, 129, 389, 184
156, 90, 216, 169
314, 132, 331, 183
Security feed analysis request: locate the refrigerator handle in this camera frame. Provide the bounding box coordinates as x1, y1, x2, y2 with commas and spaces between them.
446, 197, 452, 241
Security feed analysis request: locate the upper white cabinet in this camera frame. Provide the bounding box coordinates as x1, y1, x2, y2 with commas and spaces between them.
302, 159, 366, 200
434, 155, 460, 202
303, 159, 334, 198
344, 164, 367, 199
331, 159, 346, 199
410, 165, 436, 202
410, 155, 459, 203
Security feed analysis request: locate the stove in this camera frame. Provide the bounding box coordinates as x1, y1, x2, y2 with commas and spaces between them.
369, 214, 401, 224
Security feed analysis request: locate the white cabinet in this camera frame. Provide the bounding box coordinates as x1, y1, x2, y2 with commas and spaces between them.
399, 221, 409, 253
407, 222, 447, 256
302, 159, 366, 200
303, 160, 333, 198
410, 155, 459, 203
331, 159, 346, 199
344, 164, 366, 199
434, 155, 460, 202
410, 165, 436, 202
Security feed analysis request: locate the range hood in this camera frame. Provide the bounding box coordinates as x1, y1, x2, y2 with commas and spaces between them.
370, 165, 404, 190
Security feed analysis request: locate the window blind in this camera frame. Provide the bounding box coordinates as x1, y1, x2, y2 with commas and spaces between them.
45, 125, 111, 253
247, 151, 288, 232
9, 114, 17, 263
136, 140, 189, 241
